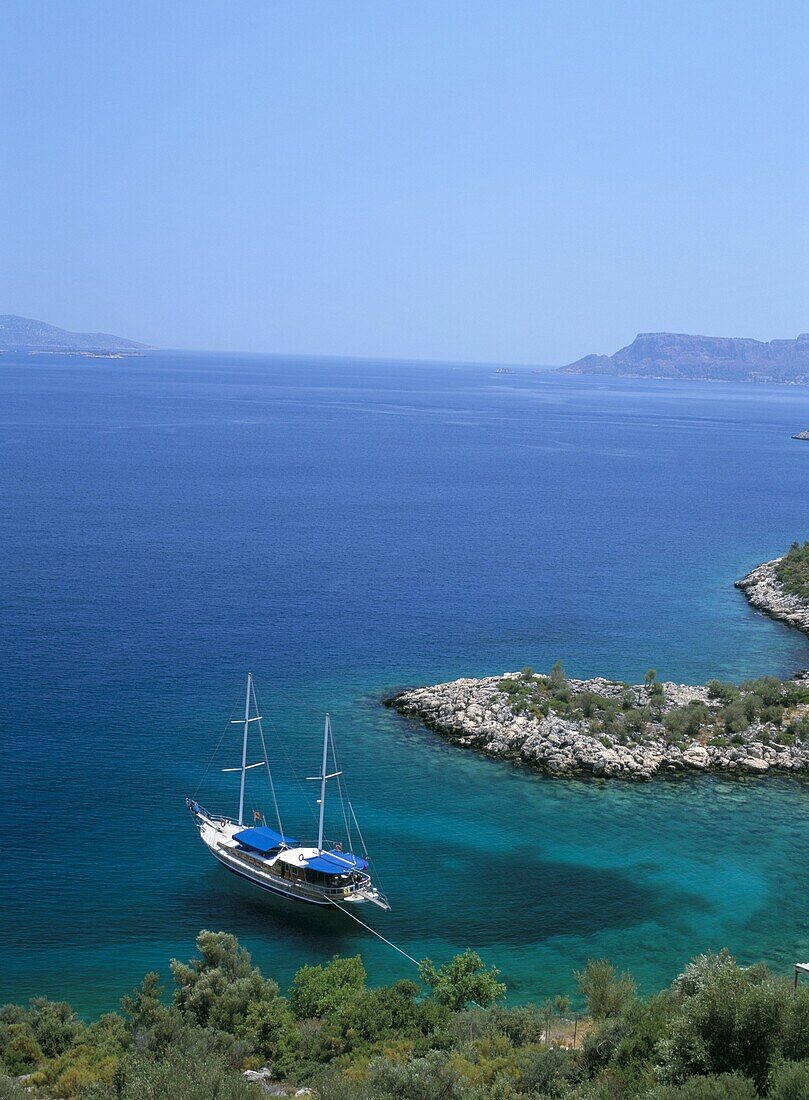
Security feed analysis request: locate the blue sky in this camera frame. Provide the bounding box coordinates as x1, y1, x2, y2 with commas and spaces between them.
2, 2, 808, 363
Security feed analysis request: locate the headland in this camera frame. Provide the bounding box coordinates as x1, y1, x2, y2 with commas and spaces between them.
388, 544, 809, 781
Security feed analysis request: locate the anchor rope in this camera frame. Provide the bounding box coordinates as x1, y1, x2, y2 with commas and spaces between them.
328, 899, 421, 969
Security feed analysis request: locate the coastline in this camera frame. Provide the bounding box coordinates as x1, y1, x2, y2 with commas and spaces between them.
735, 556, 809, 636
386, 670, 809, 781
387, 548, 809, 783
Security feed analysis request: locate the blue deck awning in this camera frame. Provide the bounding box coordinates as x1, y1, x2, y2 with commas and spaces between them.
233, 826, 298, 853
306, 850, 368, 875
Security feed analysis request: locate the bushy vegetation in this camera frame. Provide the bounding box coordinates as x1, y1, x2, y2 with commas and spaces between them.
497, 665, 809, 749
774, 541, 809, 601
2, 936, 809, 1098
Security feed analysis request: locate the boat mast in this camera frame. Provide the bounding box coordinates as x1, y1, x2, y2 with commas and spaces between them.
317, 714, 330, 852
238, 672, 252, 826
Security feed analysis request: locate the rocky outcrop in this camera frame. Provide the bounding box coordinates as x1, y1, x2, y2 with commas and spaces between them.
793, 430, 809, 441
386, 673, 809, 780
242, 1068, 312, 1096
736, 558, 809, 636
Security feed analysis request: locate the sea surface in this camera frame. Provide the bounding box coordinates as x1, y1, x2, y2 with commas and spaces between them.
2, 351, 809, 1015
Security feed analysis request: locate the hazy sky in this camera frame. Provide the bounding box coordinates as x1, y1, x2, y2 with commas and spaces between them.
2, 2, 808, 363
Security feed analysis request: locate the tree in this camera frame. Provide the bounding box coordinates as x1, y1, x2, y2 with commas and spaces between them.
549, 661, 568, 694
0, 1023, 42, 1076
658, 961, 799, 1093
121, 972, 165, 1033
575, 959, 636, 1020
170, 931, 279, 1034
26, 998, 84, 1059
289, 956, 366, 1021
418, 950, 505, 1012
674, 950, 736, 997
243, 997, 298, 1079
645, 669, 657, 690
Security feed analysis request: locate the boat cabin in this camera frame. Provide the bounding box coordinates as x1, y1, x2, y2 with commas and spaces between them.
233, 826, 369, 888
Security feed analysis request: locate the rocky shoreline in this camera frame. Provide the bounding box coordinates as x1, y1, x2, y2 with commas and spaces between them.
386, 670, 809, 780
735, 557, 809, 635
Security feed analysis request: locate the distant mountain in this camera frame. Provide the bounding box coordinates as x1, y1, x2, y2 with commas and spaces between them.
0, 314, 149, 352
560, 332, 809, 384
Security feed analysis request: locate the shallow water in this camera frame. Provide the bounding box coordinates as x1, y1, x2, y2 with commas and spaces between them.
2, 352, 809, 1013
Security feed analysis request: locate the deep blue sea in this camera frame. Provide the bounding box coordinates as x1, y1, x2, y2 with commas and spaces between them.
2, 351, 809, 1015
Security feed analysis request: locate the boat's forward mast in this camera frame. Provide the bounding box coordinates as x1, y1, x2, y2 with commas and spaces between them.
221, 672, 286, 836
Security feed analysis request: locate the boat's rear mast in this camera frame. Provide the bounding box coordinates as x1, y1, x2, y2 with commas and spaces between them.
308, 714, 342, 854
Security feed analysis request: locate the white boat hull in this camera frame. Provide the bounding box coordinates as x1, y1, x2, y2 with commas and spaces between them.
208, 844, 333, 906
190, 807, 388, 909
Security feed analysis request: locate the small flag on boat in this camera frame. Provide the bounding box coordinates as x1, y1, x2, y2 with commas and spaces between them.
253, 809, 262, 822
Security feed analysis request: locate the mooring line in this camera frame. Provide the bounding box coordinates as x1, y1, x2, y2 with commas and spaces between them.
328, 899, 422, 968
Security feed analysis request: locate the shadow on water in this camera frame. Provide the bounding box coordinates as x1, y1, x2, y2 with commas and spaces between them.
174, 843, 702, 953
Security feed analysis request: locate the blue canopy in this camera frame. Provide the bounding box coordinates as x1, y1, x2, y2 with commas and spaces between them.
306, 850, 368, 875
233, 826, 298, 853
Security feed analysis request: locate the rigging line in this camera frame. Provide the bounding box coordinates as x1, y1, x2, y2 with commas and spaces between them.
331, 739, 355, 854
334, 773, 354, 855
252, 681, 320, 820
348, 799, 390, 904
328, 899, 421, 969
253, 682, 286, 842
193, 685, 245, 800
252, 684, 319, 822
348, 801, 369, 858
327, 722, 356, 853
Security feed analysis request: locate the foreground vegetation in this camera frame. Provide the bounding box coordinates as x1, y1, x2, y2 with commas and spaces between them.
498, 664, 809, 750
774, 542, 809, 602
3, 935, 809, 1099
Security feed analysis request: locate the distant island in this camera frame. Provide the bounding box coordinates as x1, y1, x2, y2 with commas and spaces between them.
560, 331, 809, 384
793, 430, 809, 441
0, 314, 149, 353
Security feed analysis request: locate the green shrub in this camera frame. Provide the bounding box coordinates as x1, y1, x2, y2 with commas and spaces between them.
723, 700, 750, 735
1, 1023, 42, 1076
658, 962, 806, 1092
243, 997, 298, 1078
22, 998, 84, 1060
113, 1048, 261, 1099
368, 1049, 461, 1100
517, 1045, 576, 1096
707, 681, 739, 704
787, 717, 809, 742
649, 1074, 758, 1099
289, 956, 366, 1021
0, 1077, 29, 1100
774, 541, 809, 600
768, 1058, 809, 1099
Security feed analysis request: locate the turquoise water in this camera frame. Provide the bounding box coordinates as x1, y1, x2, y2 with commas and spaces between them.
2, 352, 809, 1014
